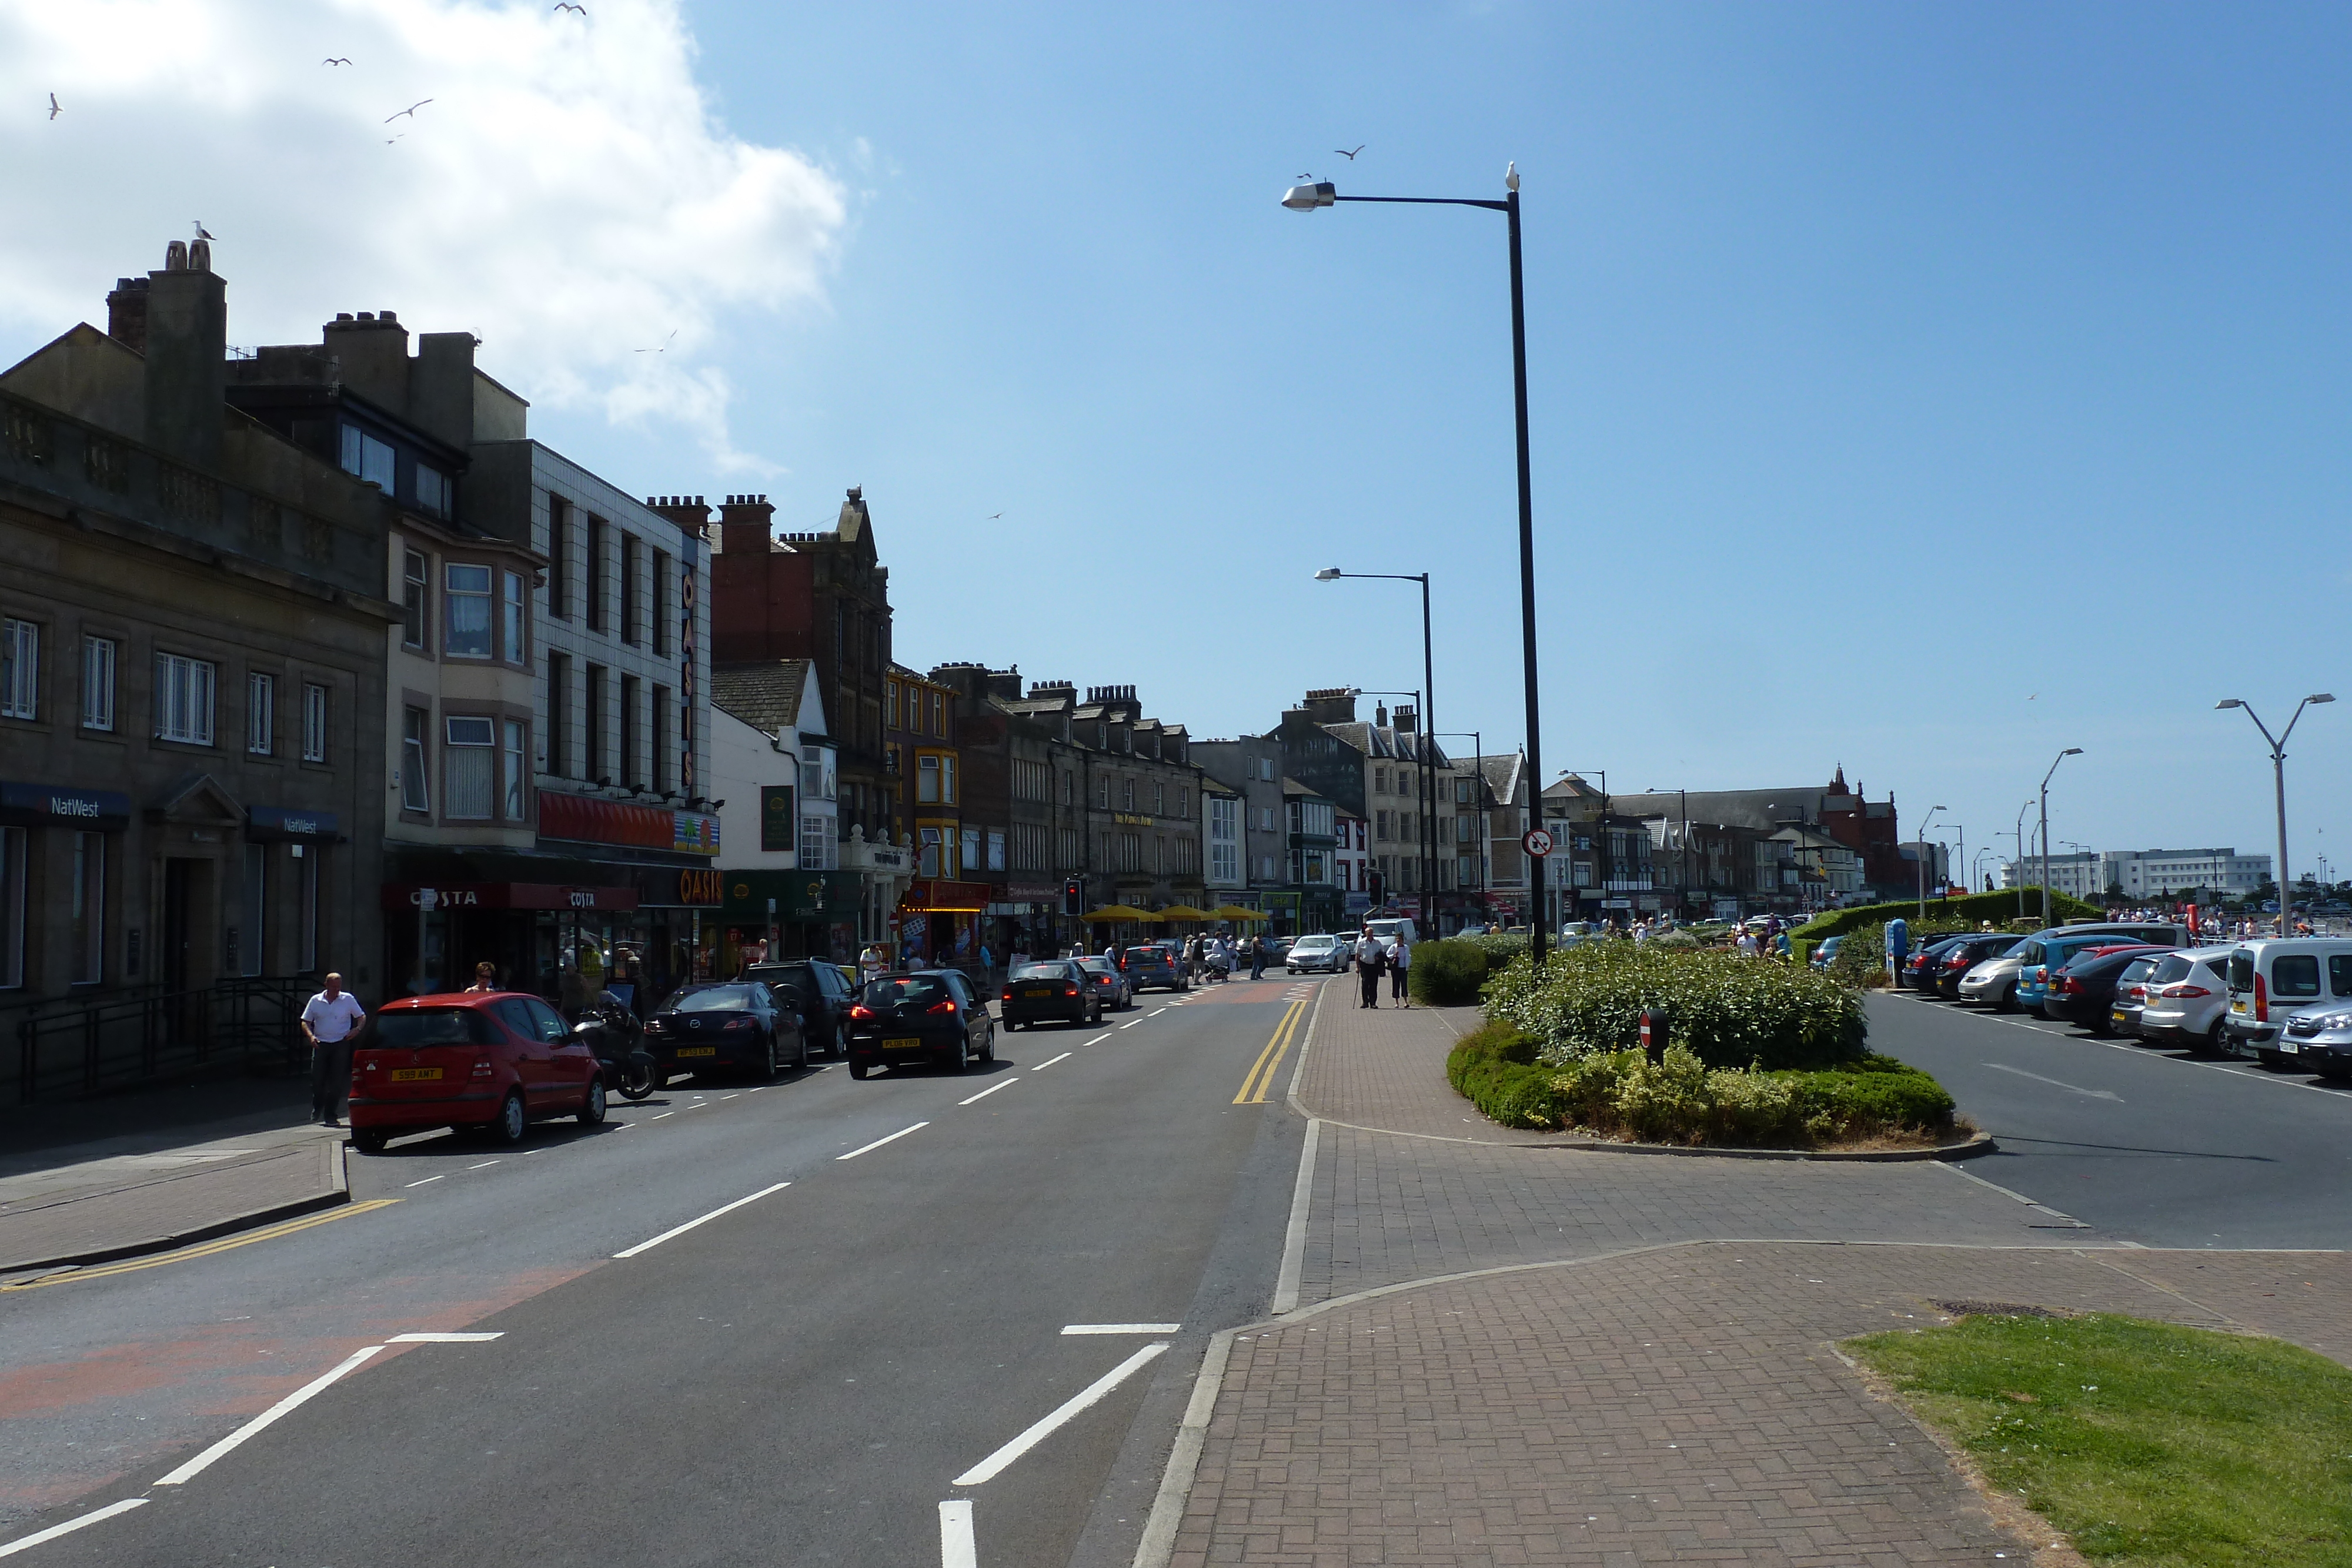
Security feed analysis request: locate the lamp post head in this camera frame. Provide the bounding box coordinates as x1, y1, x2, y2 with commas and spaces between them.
2216, 698, 2244, 710
2311, 694, 2336, 705
1282, 180, 1337, 211
2063, 747, 2083, 756
1314, 567, 1342, 581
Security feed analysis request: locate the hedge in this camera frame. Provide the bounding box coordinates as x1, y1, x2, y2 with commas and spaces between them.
1482, 943, 1866, 1070
1445, 1019, 1957, 1146
1790, 889, 2104, 945
1408, 939, 1494, 1005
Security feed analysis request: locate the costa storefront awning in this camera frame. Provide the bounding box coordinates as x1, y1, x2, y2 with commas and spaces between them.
380, 882, 640, 912
537, 790, 720, 856
900, 880, 994, 914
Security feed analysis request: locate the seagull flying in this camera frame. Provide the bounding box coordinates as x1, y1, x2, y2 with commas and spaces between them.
1334, 144, 1363, 159
633, 329, 677, 354
988, 513, 1002, 520
1295, 172, 1312, 180
322, 56, 351, 65
48, 92, 61, 119
553, 2, 586, 11
385, 99, 432, 122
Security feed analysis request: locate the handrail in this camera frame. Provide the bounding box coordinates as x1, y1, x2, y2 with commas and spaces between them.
10, 975, 313, 1105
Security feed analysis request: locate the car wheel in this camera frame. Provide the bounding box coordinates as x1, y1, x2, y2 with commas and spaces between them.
793, 1025, 810, 1069
829, 1022, 848, 1061
848, 1055, 871, 1080
1994, 982, 2016, 1013
980, 1027, 995, 1065
488, 1090, 527, 1146
350, 1128, 389, 1154
577, 1076, 608, 1128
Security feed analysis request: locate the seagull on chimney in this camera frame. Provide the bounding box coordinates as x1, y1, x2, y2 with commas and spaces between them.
48, 92, 61, 119
385, 99, 432, 122
193, 222, 216, 242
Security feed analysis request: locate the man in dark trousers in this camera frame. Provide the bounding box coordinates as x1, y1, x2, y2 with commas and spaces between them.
1354, 931, 1385, 1008
1248, 934, 1267, 981
300, 972, 367, 1126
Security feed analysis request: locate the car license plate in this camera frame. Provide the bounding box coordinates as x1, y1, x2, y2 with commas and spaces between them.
1024, 987, 1053, 997
675, 1046, 717, 1058
389, 1067, 442, 1082
2110, 1010, 2129, 1027
884, 1037, 921, 1049
2280, 1040, 2300, 1055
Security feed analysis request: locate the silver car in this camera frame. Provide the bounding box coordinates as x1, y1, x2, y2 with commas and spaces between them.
2277, 1007, 2352, 1079
1957, 953, 2024, 1010
2135, 945, 2233, 1052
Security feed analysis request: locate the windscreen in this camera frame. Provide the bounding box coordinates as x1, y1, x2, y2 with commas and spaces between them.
1011, 964, 1070, 981
2120, 958, 2158, 982
373, 1009, 496, 1047
866, 975, 950, 1006
673, 985, 758, 1012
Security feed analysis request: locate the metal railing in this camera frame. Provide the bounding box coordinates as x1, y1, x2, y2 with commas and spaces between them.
11, 977, 312, 1105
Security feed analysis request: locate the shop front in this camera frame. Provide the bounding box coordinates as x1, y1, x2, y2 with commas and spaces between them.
714, 868, 864, 974
990, 882, 1062, 963
380, 880, 646, 1012
896, 878, 993, 968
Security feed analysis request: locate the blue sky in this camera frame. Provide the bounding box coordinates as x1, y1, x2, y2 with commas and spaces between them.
9, 2, 2351, 885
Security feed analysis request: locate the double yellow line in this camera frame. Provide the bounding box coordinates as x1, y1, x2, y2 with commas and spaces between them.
2, 1198, 400, 1292
1233, 998, 1308, 1105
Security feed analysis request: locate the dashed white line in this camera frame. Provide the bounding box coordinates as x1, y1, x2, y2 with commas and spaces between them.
960, 1079, 1020, 1106
1150, 1008, 1169, 1016
951, 1341, 1170, 1486
651, 1111, 675, 1120
721, 1093, 741, 1101
156, 1345, 386, 1485
387, 1331, 504, 1343
938, 1499, 977, 1568
0, 1497, 149, 1557
467, 1160, 501, 1170
405, 1175, 444, 1188
1119, 1019, 1144, 1029
837, 1122, 930, 1161
1982, 1062, 2122, 1101
1031, 1052, 1073, 1072
1078, 1032, 1113, 1047
1062, 1323, 1181, 1335
612, 1181, 792, 1258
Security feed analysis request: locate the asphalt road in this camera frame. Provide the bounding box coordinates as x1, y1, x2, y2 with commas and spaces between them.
1869, 988, 2352, 1249
0, 975, 1322, 1566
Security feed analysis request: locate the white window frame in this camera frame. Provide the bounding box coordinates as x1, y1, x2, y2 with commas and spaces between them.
402, 550, 429, 648
917, 754, 940, 804
443, 563, 493, 659
1, 618, 38, 720
443, 715, 496, 820
81, 635, 115, 731
401, 706, 430, 813
246, 671, 275, 755
502, 571, 524, 663
503, 718, 528, 821
154, 652, 216, 745
302, 681, 329, 762
800, 815, 832, 869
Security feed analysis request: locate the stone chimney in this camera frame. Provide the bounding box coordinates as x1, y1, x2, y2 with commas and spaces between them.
1393, 704, 1418, 734
649, 496, 713, 541
320, 310, 411, 412
411, 330, 477, 452
1299, 687, 1357, 724
143, 239, 227, 469
716, 493, 773, 555
105, 276, 151, 353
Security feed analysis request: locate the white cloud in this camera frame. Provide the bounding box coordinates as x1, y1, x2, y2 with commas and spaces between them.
0, 0, 845, 470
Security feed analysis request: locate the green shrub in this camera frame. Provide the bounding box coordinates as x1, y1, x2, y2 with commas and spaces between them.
1487, 1044, 1956, 1146
1409, 939, 1494, 1005
1459, 932, 1530, 966
1445, 1019, 1562, 1129
1790, 889, 2103, 945
1482, 944, 1865, 1070
1828, 922, 1892, 987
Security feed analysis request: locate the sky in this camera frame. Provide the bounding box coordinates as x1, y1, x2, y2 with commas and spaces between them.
6, 1, 2351, 888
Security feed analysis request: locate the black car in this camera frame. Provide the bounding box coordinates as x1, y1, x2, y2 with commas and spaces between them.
1001, 959, 1102, 1030
744, 958, 857, 1059
1930, 934, 2023, 999
1901, 935, 1972, 992
1121, 945, 1190, 994
644, 982, 804, 1078
847, 970, 997, 1078
2043, 947, 2164, 1032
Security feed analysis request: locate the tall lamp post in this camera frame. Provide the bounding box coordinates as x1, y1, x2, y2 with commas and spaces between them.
2039, 749, 2083, 927
1916, 805, 1946, 923
2011, 798, 2035, 918
1318, 570, 1438, 932
2216, 694, 2334, 936
1287, 165, 1543, 965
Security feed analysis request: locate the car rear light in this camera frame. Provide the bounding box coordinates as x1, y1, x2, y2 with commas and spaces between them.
1001, 991, 1014, 1002
2255, 972, 2269, 1022
1064, 984, 1080, 996
2159, 984, 2211, 999
849, 1005, 875, 1020
2059, 976, 2084, 995
928, 999, 958, 1015
723, 1018, 753, 1029
471, 1054, 493, 1079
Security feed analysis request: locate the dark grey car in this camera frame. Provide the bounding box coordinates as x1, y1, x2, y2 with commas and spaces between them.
744, 958, 857, 1059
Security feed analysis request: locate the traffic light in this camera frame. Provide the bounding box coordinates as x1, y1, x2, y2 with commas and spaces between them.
1063, 878, 1084, 917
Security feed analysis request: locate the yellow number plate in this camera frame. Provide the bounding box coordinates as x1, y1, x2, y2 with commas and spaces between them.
1023, 988, 1053, 997
675, 1046, 718, 1058
884, 1037, 921, 1049
389, 1066, 442, 1082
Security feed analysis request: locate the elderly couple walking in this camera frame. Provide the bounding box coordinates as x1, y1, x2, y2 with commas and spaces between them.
1352, 932, 1411, 1008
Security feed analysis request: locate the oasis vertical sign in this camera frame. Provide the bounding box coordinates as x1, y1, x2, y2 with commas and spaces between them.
760, 784, 796, 852
679, 561, 698, 795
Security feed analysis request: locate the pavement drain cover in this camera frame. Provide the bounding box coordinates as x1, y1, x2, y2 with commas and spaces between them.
1928, 1298, 2073, 1320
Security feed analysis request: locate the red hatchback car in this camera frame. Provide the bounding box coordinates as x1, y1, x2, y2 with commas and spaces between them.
348, 991, 606, 1153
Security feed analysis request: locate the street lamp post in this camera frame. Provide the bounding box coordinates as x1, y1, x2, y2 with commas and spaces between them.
2216, 694, 2335, 937
1317, 571, 1438, 934
2012, 798, 2034, 918
2039, 749, 2083, 927
1288, 165, 1542, 965
1916, 805, 1946, 924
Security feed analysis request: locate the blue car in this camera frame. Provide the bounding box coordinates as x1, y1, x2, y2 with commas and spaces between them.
2014, 931, 2159, 1017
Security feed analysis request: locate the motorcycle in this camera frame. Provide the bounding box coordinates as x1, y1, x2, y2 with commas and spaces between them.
570, 998, 661, 1100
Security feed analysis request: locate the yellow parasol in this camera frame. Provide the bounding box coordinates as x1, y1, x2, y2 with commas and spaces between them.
1155, 904, 1211, 921
1206, 905, 1270, 921
1083, 905, 1154, 921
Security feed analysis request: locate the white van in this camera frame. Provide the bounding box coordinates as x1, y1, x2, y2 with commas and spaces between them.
1363, 917, 1418, 951
2220, 938, 2352, 1062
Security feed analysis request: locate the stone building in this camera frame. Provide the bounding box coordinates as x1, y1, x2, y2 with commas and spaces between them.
0, 242, 392, 1097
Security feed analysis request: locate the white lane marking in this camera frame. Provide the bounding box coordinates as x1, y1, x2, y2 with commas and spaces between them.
938, 1499, 977, 1568
0, 1497, 150, 1557
837, 1122, 930, 1161
1270, 1118, 1322, 1315
467, 1160, 501, 1170
1150, 1008, 1169, 1016
721, 1093, 741, 1101
960, 1079, 1020, 1106
650, 1111, 675, 1120
387, 1331, 503, 1343
156, 1344, 386, 1485
951, 1342, 1169, 1486
612, 1181, 792, 1258
1119, 1019, 1144, 1029
405, 1175, 444, 1188
1062, 1323, 1181, 1335
1031, 1052, 1073, 1072
1982, 1062, 2122, 1101
1078, 1032, 1113, 1047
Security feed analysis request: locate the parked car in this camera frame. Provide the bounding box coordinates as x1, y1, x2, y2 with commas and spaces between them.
1265, 936, 1296, 964
1121, 945, 1191, 994
1364, 916, 1418, 951
1932, 934, 2023, 999
1286, 934, 1347, 974
2275, 1007, 2352, 1079
846, 969, 996, 1077
2134, 947, 2234, 1051
743, 958, 858, 1059
1808, 934, 1846, 972
1901, 935, 1975, 992
349, 991, 603, 1152
1957, 951, 2026, 1009
1000, 959, 1102, 1030
2016, 932, 2162, 1016
2221, 938, 2352, 1064
2043, 948, 2164, 1033
2105, 954, 2165, 1038
1078, 955, 1136, 1012
645, 981, 804, 1078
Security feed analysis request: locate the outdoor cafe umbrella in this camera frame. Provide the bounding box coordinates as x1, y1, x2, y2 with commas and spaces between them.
1155, 904, 1211, 921
1205, 905, 1270, 921
1083, 905, 1154, 921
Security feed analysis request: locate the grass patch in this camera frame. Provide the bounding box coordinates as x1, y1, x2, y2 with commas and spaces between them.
1847, 1312, 2352, 1566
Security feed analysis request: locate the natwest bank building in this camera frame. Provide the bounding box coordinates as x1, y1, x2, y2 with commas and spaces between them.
382, 788, 722, 1014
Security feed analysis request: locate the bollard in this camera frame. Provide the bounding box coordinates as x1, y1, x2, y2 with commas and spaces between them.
1639, 1008, 1669, 1065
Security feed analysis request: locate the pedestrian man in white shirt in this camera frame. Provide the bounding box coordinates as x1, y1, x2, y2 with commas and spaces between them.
1354, 932, 1385, 1007
300, 972, 368, 1126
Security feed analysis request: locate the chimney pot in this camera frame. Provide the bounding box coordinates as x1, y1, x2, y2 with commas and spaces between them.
356, 312, 375, 322
165, 239, 188, 270
188, 239, 211, 274
380, 309, 396, 323
335, 312, 353, 322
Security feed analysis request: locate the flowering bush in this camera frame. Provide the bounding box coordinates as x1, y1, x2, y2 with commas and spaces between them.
1481, 943, 1866, 1071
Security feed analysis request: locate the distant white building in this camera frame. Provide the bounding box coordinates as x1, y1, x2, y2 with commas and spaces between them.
2002, 847, 2271, 900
